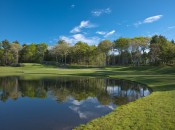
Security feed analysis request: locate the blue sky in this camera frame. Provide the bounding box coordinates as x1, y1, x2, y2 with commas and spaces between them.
0, 0, 175, 45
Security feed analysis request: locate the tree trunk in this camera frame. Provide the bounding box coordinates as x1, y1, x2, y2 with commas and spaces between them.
42, 53, 45, 63
16, 51, 19, 64
104, 53, 107, 66
61, 55, 63, 64
56, 56, 58, 66
5, 51, 8, 65
84, 57, 86, 65
64, 54, 66, 65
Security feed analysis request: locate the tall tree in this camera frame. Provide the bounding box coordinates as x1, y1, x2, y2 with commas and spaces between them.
2, 40, 11, 65
0, 41, 2, 49
58, 40, 70, 65
149, 35, 168, 64
22, 43, 37, 62
0, 42, 3, 65
36, 43, 48, 63
114, 38, 129, 65
52, 40, 70, 65
74, 41, 89, 65
10, 41, 21, 64
130, 37, 150, 66
98, 40, 113, 66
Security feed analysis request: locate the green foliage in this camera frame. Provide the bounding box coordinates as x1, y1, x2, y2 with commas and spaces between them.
52, 40, 70, 65
10, 41, 22, 64
1, 39, 11, 65
0, 49, 4, 65
0, 34, 175, 66
22, 43, 37, 62
36, 43, 48, 63
2, 39, 10, 50
114, 38, 130, 65
114, 37, 129, 52
149, 35, 175, 65
98, 40, 113, 66
98, 40, 113, 54
74, 41, 89, 64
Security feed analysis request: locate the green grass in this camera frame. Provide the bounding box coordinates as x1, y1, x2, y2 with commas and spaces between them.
0, 63, 175, 130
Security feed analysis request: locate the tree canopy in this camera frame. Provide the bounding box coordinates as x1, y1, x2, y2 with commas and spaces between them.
0, 35, 175, 66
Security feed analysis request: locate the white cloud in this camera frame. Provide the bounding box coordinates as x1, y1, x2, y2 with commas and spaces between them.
96, 30, 116, 37
105, 30, 115, 37
92, 11, 102, 17
168, 26, 175, 29
91, 8, 112, 16
134, 15, 163, 27
71, 27, 81, 33
79, 21, 90, 28
96, 31, 106, 35
60, 34, 101, 45
73, 34, 100, 44
143, 15, 163, 23
59, 36, 74, 43
70, 21, 96, 33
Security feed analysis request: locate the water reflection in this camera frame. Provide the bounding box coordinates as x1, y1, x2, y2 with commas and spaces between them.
0, 76, 151, 130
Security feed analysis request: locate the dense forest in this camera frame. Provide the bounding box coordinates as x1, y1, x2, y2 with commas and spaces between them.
0, 35, 175, 66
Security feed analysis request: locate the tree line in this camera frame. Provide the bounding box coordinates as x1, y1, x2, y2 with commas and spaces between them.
0, 35, 175, 66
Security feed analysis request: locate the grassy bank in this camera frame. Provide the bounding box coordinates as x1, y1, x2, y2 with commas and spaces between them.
0, 63, 175, 130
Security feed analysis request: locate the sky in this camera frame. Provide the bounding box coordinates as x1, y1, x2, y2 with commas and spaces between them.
0, 0, 175, 45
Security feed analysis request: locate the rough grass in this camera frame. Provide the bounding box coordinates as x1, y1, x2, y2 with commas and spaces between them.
0, 63, 175, 130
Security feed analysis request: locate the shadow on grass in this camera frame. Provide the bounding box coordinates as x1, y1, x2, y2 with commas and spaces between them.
57, 65, 104, 69
106, 66, 175, 73
153, 84, 175, 92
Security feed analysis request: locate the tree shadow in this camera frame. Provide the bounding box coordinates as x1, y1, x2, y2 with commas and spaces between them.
153, 84, 175, 92
106, 66, 175, 74
57, 65, 104, 69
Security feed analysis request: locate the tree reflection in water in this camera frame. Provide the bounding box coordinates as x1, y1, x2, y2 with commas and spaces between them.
0, 76, 151, 105
0, 76, 151, 130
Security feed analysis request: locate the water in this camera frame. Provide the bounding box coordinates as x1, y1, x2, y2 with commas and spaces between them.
0, 76, 151, 130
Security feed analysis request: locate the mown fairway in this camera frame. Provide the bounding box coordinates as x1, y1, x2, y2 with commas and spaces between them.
1, 63, 175, 130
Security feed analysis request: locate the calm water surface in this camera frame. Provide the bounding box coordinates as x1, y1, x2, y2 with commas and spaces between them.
0, 76, 151, 130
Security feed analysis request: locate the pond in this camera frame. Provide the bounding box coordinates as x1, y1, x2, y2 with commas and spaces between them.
0, 76, 151, 130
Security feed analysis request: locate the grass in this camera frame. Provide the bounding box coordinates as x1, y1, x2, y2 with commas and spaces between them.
0, 63, 175, 130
